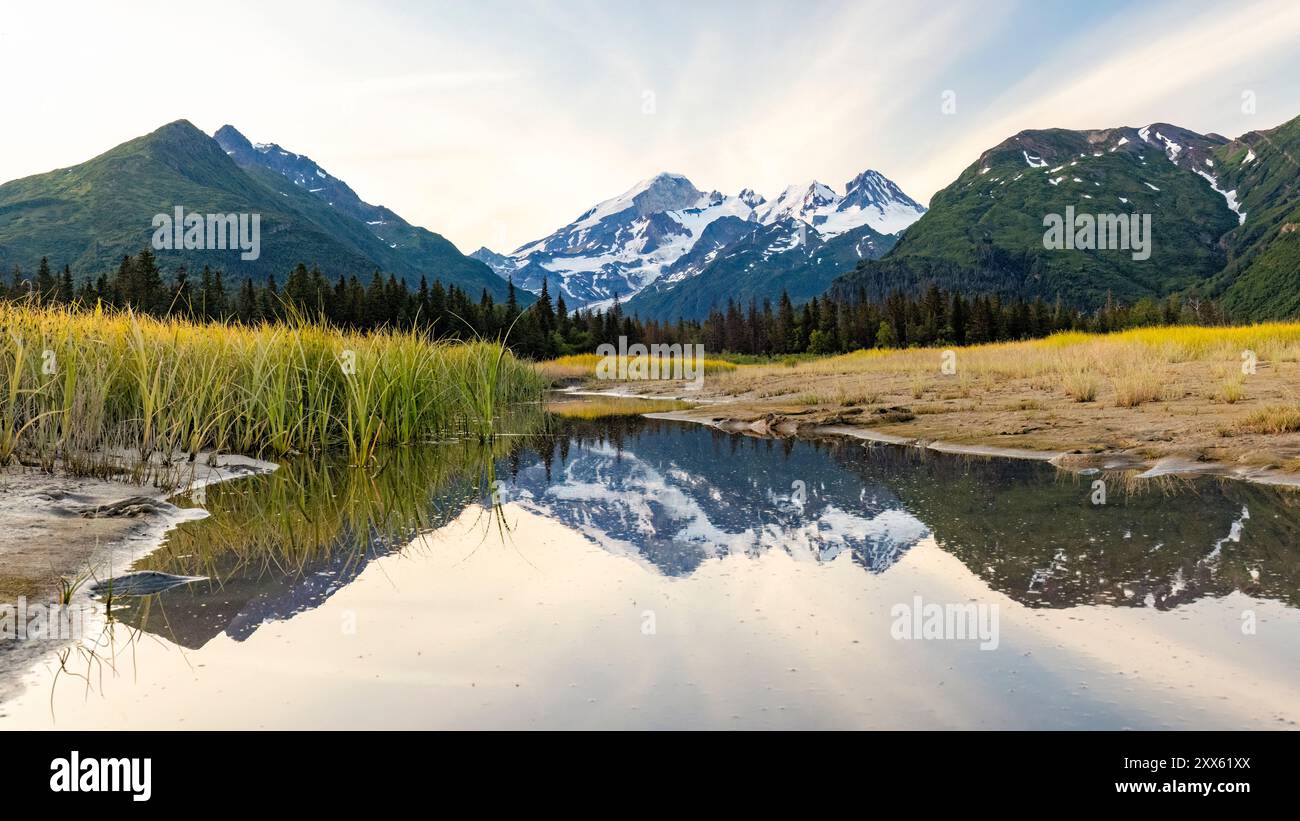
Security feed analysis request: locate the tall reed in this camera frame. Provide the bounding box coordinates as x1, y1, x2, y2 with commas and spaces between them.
0, 301, 544, 475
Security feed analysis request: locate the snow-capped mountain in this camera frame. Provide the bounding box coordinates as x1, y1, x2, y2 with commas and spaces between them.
499, 421, 930, 577
823, 170, 929, 235
757, 172, 925, 237
474, 168, 925, 312
623, 215, 898, 322
757, 181, 839, 225
215, 124, 414, 252
475, 173, 757, 308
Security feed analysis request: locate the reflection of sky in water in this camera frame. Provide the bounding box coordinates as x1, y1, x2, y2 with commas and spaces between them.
104, 416, 1300, 656
3, 414, 1300, 730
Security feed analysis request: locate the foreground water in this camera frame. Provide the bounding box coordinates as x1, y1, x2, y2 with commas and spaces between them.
3, 408, 1299, 729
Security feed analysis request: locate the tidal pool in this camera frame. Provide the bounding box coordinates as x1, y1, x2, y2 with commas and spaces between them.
3, 410, 1299, 729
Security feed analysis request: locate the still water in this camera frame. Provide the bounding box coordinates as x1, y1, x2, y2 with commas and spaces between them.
3, 406, 1299, 729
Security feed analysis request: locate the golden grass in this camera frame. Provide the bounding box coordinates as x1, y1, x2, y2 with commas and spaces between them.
1112, 373, 1165, 408
1061, 370, 1100, 402
0, 302, 544, 474
545, 397, 694, 419
535, 352, 737, 383
703, 323, 1300, 408
1217, 374, 1247, 404
1239, 405, 1300, 434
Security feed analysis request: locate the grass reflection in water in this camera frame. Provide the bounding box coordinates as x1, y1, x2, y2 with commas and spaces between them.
115, 431, 534, 649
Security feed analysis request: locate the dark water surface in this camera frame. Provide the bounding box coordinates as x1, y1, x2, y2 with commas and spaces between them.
3, 408, 1298, 729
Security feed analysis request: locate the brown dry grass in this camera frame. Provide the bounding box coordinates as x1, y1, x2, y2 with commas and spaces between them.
566, 325, 1300, 471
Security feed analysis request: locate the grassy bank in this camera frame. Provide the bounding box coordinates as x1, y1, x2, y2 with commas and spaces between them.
711, 324, 1300, 406
1, 302, 544, 476
560, 324, 1300, 472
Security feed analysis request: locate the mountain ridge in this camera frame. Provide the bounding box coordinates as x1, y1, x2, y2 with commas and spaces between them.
828, 119, 1258, 311
0, 120, 516, 301
477, 167, 924, 320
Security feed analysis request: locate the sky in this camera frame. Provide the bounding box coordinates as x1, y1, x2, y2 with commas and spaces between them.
3, 0, 1300, 254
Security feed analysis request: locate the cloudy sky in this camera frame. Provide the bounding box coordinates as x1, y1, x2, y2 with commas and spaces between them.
3, 0, 1300, 253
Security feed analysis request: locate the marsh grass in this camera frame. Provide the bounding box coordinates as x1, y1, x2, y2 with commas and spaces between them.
0, 302, 544, 476
1239, 405, 1300, 434
1111, 373, 1165, 408
55, 566, 94, 605
909, 373, 926, 399
836, 388, 882, 406
1217, 374, 1247, 404
1061, 370, 1099, 402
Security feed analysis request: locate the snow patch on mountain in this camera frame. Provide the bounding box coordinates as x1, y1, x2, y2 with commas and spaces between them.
1194, 168, 1246, 225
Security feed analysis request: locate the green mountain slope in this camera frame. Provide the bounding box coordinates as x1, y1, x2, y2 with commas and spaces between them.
0, 120, 513, 300
212, 125, 514, 301
1209, 116, 1300, 318
831, 124, 1239, 309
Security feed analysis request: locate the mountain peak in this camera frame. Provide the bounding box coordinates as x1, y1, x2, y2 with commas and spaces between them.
469, 246, 518, 279
138, 119, 217, 151
841, 169, 924, 211
569, 172, 703, 230
757, 180, 837, 224
212, 124, 253, 154
844, 169, 895, 193
155, 119, 202, 135
634, 171, 700, 201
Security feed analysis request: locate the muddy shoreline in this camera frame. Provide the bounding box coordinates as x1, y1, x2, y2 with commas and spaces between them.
557, 385, 1300, 489
0, 455, 276, 704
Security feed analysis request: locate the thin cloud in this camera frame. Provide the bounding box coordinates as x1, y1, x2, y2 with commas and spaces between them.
909, 0, 1300, 200
1, 0, 1297, 252
341, 70, 525, 94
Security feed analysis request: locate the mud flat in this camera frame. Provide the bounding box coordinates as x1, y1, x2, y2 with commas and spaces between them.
641, 399, 1300, 489
0, 455, 274, 704
560, 325, 1300, 482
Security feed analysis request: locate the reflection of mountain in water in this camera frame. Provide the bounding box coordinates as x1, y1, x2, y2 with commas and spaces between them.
116, 413, 1300, 650
502, 424, 929, 576
115, 444, 499, 649
122, 525, 403, 649
500, 418, 1300, 608
813, 433, 1300, 609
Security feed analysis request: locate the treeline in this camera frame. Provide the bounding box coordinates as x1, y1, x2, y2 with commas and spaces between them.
2, 250, 614, 359
669, 284, 1229, 356
4, 251, 1227, 361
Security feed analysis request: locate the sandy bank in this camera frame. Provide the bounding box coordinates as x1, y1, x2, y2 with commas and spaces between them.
0, 454, 275, 704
